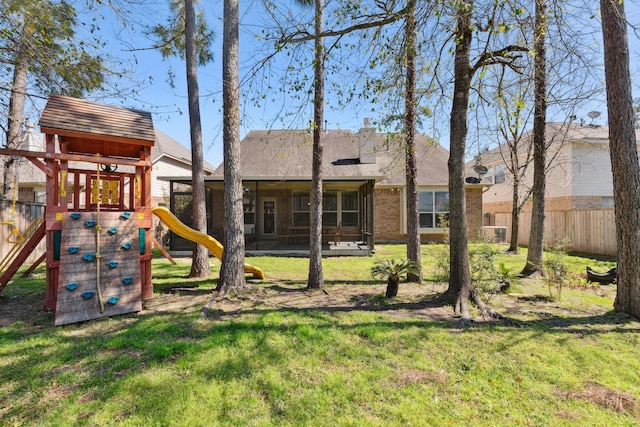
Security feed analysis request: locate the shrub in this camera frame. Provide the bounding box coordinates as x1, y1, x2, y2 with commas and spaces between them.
542, 241, 571, 300
469, 242, 502, 301
371, 259, 420, 298
431, 244, 450, 284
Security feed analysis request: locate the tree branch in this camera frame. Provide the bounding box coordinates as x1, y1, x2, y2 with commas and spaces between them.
278, 7, 409, 45
471, 45, 529, 75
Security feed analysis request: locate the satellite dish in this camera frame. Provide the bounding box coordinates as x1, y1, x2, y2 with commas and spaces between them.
473, 164, 488, 177
587, 111, 601, 119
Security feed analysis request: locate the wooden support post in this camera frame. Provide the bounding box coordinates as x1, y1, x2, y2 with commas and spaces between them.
20, 252, 46, 278
45, 133, 57, 311
152, 236, 176, 264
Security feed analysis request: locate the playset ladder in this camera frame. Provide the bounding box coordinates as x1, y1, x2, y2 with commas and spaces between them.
0, 219, 45, 294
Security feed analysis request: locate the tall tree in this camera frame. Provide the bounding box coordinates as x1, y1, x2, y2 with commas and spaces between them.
0, 0, 104, 198
600, 0, 640, 318
217, 0, 247, 296
440, 0, 527, 320
307, 0, 325, 290
442, 0, 476, 319
494, 76, 534, 254
184, 0, 211, 278
152, 0, 214, 278
521, 0, 547, 276
404, 0, 422, 283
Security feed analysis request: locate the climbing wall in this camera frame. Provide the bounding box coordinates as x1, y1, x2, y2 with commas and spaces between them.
55, 211, 142, 326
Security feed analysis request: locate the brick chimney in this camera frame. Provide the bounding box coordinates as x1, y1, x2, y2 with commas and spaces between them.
358, 118, 376, 164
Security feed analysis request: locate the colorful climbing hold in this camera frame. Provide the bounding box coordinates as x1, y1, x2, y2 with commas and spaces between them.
108, 261, 118, 269
68, 247, 80, 254
120, 212, 131, 220
82, 254, 95, 262
121, 242, 132, 250
106, 296, 119, 305
81, 291, 95, 299
70, 213, 81, 220
108, 227, 118, 235
122, 277, 133, 285
85, 220, 96, 228
65, 283, 78, 291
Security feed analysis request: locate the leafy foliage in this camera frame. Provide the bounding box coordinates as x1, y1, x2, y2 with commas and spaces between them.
430, 243, 450, 284
371, 258, 420, 282
542, 239, 572, 300
0, 0, 107, 98
469, 241, 503, 301
149, 0, 214, 67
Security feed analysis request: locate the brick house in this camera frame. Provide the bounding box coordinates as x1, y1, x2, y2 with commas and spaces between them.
163, 121, 488, 254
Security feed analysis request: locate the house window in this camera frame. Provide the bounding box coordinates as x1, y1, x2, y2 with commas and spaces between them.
243, 187, 255, 225
293, 192, 310, 226
341, 191, 359, 226
494, 164, 506, 184
293, 190, 359, 227
323, 192, 338, 226
419, 190, 449, 229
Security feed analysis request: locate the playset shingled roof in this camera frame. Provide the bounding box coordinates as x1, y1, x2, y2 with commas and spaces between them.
39, 95, 155, 158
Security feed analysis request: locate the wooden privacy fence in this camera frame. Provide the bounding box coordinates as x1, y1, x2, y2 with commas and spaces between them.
495, 209, 617, 256
0, 200, 46, 265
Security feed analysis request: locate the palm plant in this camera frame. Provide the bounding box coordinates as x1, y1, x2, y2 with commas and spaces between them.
371, 259, 420, 298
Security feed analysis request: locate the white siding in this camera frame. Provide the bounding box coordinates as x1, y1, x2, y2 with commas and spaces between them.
482, 165, 514, 205
571, 143, 613, 197
544, 145, 574, 198
151, 157, 194, 203
483, 145, 574, 203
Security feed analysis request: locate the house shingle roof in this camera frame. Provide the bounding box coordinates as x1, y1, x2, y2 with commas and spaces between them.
212, 129, 451, 186
152, 129, 215, 173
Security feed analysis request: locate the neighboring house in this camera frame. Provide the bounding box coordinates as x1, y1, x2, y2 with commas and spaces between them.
474, 122, 640, 255
162, 120, 488, 253
4, 122, 214, 206
150, 129, 215, 207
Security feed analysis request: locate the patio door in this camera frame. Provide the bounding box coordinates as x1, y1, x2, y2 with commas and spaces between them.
260, 198, 276, 236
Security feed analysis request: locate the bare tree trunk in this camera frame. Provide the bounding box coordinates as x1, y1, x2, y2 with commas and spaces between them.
507, 177, 520, 253
307, 0, 324, 289
218, 0, 246, 296
522, 0, 547, 276
385, 277, 400, 298
601, 0, 640, 319
440, 1, 490, 321
3, 55, 28, 199
185, 0, 211, 278
404, 0, 422, 283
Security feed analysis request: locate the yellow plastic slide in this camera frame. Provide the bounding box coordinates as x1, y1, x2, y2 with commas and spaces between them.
152, 207, 265, 280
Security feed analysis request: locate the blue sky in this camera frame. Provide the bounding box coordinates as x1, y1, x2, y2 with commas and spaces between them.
85, 1, 640, 168
91, 0, 375, 168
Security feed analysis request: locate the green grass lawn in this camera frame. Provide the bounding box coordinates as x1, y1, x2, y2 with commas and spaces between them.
1, 244, 638, 426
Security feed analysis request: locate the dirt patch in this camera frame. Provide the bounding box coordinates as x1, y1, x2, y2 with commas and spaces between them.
173, 280, 459, 323
0, 292, 53, 328
0, 276, 636, 331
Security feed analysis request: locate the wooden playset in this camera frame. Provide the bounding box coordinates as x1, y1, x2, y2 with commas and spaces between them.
0, 95, 155, 325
